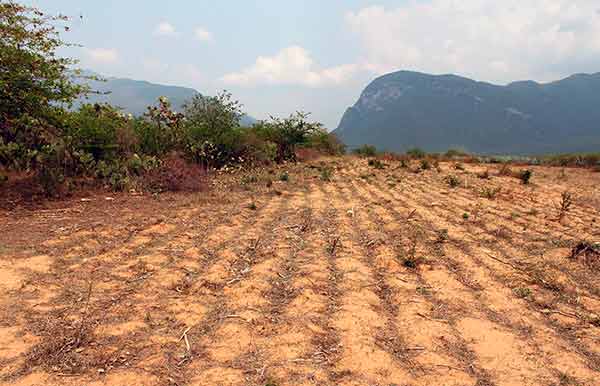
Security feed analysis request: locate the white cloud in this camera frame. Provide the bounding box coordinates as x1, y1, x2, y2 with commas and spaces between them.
155, 21, 177, 36
84, 48, 118, 64
221, 46, 359, 87
194, 27, 213, 42
346, 1, 600, 83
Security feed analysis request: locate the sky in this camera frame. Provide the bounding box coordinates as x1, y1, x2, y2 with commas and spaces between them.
26, 0, 600, 129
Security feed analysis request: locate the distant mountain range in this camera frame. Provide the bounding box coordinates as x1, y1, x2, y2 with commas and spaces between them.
78, 74, 257, 126
334, 71, 600, 154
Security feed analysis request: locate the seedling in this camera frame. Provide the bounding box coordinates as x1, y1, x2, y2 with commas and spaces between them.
557, 191, 573, 221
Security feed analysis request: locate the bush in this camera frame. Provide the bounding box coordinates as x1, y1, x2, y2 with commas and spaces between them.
252, 112, 323, 163
353, 144, 377, 157
519, 169, 532, 184
65, 104, 127, 161
420, 159, 431, 170
305, 131, 346, 156
407, 148, 427, 159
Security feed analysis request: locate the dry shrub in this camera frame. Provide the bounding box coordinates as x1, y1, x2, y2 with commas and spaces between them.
498, 164, 513, 176
144, 153, 206, 192
295, 147, 321, 162
570, 242, 600, 269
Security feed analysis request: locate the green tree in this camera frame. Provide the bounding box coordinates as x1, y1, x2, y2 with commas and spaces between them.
183, 91, 244, 168
256, 112, 323, 162
0, 1, 87, 157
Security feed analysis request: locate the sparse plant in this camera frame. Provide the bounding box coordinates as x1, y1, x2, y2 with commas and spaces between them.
558, 168, 568, 180
557, 191, 573, 221
498, 164, 512, 176
400, 159, 409, 168
247, 202, 257, 210
402, 255, 420, 268
241, 174, 259, 184
513, 287, 532, 299
436, 229, 449, 243
480, 186, 501, 199
454, 163, 465, 171
368, 158, 386, 169
319, 166, 333, 181
462, 212, 470, 220
401, 226, 425, 269
279, 171, 289, 182
416, 286, 431, 296
445, 175, 461, 188
420, 159, 431, 170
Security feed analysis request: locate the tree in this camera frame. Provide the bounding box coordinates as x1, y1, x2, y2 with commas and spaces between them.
256, 112, 323, 162
0, 1, 87, 159
183, 91, 243, 140
183, 91, 244, 168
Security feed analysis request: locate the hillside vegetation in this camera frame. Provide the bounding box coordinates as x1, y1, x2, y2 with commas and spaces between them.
0, 2, 343, 201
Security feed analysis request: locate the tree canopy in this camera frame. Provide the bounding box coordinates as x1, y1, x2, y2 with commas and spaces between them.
0, 1, 86, 149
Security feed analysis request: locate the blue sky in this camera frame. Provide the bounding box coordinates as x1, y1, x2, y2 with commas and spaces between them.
27, 0, 600, 129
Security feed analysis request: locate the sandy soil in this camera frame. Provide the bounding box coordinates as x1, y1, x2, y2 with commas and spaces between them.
0, 157, 599, 386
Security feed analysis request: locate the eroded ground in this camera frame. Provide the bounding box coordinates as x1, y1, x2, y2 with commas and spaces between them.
1, 157, 599, 386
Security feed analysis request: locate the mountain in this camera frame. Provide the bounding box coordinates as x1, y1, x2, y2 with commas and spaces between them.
334, 71, 600, 154
78, 74, 257, 126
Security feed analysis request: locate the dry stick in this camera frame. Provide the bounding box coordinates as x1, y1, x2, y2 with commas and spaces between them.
483, 252, 592, 322
75, 278, 94, 347
328, 236, 340, 256
416, 312, 450, 324
178, 326, 192, 355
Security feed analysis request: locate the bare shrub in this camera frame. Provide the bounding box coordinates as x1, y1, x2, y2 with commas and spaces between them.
569, 242, 600, 269
144, 153, 206, 192
557, 191, 573, 221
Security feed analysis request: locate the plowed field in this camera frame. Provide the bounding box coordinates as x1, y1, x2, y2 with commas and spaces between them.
1, 157, 599, 386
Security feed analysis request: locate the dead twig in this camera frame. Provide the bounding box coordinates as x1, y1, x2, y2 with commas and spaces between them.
416, 312, 449, 324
